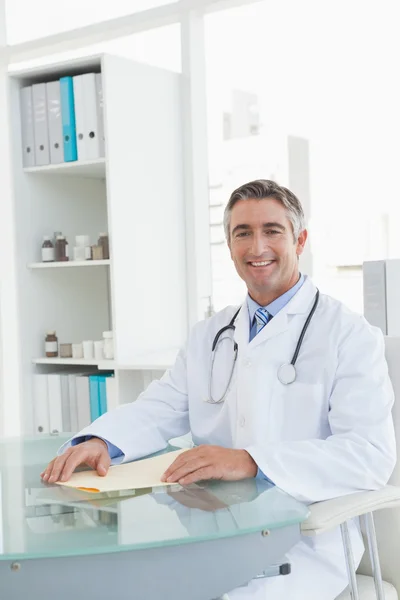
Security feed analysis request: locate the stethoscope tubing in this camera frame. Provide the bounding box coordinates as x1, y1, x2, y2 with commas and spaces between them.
208, 290, 320, 403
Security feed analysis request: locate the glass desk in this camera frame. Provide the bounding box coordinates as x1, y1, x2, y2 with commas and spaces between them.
0, 434, 309, 600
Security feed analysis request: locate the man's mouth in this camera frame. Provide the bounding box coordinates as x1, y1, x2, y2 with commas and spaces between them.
248, 260, 275, 267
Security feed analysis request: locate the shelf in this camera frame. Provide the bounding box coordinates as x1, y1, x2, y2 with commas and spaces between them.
23, 158, 106, 179
32, 358, 115, 368
28, 260, 110, 269
32, 349, 179, 370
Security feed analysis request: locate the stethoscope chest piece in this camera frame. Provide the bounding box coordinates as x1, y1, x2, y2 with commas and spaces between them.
278, 363, 296, 385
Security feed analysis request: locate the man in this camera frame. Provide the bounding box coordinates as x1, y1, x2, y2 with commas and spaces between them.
42, 179, 396, 600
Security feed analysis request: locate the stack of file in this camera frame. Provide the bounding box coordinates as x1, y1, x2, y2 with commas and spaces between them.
20, 72, 105, 168
32, 371, 117, 435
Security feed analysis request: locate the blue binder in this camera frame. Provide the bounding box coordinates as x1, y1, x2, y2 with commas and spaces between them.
98, 374, 113, 416
60, 76, 77, 162
89, 375, 100, 422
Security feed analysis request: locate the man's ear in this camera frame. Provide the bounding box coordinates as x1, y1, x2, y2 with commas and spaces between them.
296, 229, 308, 256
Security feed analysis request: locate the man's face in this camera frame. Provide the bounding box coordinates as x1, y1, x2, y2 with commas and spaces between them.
228, 197, 307, 305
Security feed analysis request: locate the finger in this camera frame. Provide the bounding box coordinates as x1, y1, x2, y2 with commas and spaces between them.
47, 451, 73, 483
58, 447, 102, 482
165, 458, 211, 483
162, 448, 206, 480
162, 454, 203, 482
179, 467, 215, 486
41, 458, 55, 481
58, 447, 111, 482
95, 451, 111, 477
162, 453, 195, 480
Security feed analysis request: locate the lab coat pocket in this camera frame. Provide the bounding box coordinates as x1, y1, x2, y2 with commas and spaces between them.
273, 381, 326, 441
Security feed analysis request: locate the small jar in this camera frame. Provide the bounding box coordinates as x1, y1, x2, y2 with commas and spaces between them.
59, 343, 72, 358
72, 343, 83, 359
55, 235, 69, 261
102, 331, 114, 359
41, 236, 55, 262
98, 233, 109, 259
75, 235, 92, 260
45, 331, 58, 357
73, 246, 86, 261
91, 245, 103, 260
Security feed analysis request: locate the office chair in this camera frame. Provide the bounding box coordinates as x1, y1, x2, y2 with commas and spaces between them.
302, 336, 400, 600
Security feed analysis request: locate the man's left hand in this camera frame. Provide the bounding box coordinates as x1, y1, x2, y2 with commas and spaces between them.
161, 445, 258, 485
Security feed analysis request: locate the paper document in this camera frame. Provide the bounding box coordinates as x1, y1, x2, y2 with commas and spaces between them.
55, 449, 188, 493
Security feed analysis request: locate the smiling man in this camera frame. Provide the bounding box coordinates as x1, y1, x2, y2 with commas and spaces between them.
42, 179, 395, 600
227, 183, 307, 307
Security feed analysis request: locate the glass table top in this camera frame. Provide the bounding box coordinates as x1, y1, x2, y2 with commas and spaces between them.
0, 434, 309, 561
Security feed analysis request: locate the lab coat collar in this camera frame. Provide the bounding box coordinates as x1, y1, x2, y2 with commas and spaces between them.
284, 275, 318, 315
233, 276, 318, 351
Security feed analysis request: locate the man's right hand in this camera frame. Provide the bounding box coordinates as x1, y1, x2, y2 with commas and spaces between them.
40, 437, 111, 484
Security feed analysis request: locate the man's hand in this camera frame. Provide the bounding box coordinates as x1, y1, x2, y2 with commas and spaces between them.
161, 445, 258, 485
40, 438, 111, 484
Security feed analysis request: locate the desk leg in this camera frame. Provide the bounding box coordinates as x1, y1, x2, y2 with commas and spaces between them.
0, 524, 300, 600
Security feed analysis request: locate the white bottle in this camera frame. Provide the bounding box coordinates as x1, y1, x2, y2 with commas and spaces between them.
102, 331, 114, 359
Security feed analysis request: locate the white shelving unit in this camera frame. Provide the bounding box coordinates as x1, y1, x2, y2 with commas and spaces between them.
32, 348, 179, 371
7, 53, 188, 435
23, 157, 106, 178
28, 260, 110, 269
32, 357, 114, 367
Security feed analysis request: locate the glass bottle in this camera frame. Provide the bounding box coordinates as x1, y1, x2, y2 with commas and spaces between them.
45, 331, 58, 357
102, 331, 114, 359
55, 235, 69, 261
41, 236, 55, 262
98, 233, 110, 259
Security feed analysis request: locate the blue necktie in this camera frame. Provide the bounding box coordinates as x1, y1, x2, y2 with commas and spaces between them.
254, 308, 271, 335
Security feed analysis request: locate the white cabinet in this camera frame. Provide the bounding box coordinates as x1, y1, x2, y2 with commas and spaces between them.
5, 53, 188, 435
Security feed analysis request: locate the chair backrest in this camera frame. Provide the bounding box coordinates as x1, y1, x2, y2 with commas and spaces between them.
358, 336, 400, 590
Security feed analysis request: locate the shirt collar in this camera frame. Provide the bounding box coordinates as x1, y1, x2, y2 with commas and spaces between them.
247, 273, 306, 323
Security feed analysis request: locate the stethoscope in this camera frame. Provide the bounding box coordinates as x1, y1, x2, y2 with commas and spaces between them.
207, 289, 320, 404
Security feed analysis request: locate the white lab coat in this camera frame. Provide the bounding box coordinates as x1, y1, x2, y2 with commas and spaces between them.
71, 276, 396, 600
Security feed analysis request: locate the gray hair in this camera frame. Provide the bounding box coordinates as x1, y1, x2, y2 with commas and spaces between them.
224, 179, 306, 243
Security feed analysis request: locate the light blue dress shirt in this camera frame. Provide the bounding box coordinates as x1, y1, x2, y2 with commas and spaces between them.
247, 273, 305, 342
74, 274, 306, 472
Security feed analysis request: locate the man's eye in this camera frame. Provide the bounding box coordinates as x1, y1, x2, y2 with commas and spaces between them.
266, 230, 280, 235
237, 232, 250, 237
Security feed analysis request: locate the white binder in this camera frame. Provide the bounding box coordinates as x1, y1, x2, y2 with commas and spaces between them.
76, 374, 91, 430
32, 83, 50, 166
105, 376, 118, 412
82, 72, 101, 160
20, 86, 36, 167
60, 374, 71, 432
47, 374, 63, 434
46, 81, 63, 164
72, 74, 86, 161
33, 374, 49, 434
68, 374, 79, 433
96, 73, 105, 157
73, 73, 101, 161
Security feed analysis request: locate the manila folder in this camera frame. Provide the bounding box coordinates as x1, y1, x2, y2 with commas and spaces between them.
55, 449, 189, 493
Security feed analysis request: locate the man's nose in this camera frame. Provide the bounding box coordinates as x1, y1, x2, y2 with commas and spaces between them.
250, 233, 266, 257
